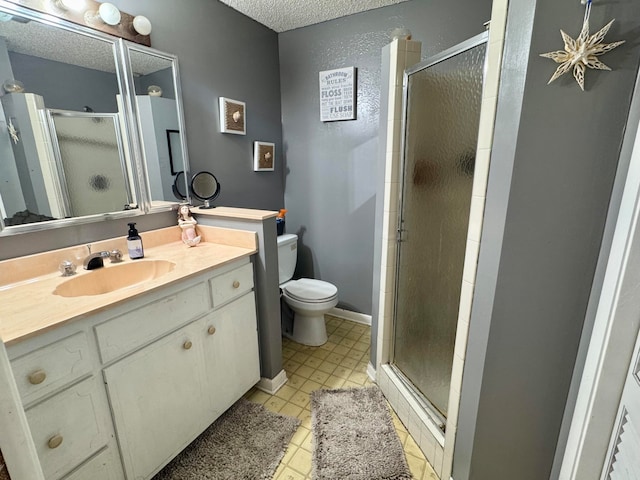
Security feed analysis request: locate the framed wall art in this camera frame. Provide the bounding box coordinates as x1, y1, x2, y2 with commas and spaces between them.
219, 97, 246, 134
319, 66, 356, 122
253, 141, 275, 172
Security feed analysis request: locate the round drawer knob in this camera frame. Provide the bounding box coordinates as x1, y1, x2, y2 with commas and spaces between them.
28, 370, 47, 385
48, 434, 63, 449
183, 340, 192, 350
232, 280, 240, 289
207, 326, 216, 335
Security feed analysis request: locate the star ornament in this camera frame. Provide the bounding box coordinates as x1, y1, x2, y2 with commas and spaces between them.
540, 18, 625, 91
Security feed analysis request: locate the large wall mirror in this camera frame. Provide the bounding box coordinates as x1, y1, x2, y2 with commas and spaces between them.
0, 2, 190, 235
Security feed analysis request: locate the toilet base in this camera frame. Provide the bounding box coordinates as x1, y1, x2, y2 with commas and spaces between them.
286, 312, 327, 346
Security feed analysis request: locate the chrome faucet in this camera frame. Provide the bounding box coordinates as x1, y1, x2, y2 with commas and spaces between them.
83, 245, 124, 270
83, 250, 110, 270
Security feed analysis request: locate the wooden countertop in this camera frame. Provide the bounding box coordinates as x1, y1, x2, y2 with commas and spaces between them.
191, 206, 278, 221
0, 226, 257, 345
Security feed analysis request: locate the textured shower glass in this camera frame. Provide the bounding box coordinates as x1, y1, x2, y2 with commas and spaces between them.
53, 115, 128, 217
393, 43, 486, 417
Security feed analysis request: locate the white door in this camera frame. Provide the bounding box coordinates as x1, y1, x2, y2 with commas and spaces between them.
559, 74, 640, 479
602, 330, 640, 479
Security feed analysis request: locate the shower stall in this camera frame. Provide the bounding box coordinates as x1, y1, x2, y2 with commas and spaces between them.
391, 34, 487, 426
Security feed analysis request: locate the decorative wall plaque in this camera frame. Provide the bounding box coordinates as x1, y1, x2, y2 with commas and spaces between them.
319, 67, 356, 122
253, 141, 275, 171
219, 97, 246, 135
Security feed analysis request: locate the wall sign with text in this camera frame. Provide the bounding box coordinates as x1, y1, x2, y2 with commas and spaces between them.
319, 67, 356, 122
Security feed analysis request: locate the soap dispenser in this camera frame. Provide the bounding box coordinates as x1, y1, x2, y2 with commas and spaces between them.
127, 222, 144, 259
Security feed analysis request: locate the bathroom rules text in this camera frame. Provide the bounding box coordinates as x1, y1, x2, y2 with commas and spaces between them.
319, 67, 356, 122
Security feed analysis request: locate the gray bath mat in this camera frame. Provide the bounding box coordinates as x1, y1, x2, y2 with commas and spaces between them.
153, 398, 299, 480
311, 386, 412, 480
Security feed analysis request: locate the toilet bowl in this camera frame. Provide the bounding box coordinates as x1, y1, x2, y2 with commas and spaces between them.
277, 234, 339, 346
281, 278, 338, 346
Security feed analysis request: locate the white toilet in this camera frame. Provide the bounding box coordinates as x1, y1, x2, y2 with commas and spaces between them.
277, 233, 338, 346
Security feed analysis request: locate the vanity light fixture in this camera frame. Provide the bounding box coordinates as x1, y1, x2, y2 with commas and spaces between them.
85, 2, 121, 26
132, 15, 152, 35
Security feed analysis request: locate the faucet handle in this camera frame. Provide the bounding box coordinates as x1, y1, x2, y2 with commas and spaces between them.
59, 260, 77, 277
109, 249, 123, 263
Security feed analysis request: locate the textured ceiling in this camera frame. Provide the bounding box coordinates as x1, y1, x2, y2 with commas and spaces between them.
217, 0, 411, 32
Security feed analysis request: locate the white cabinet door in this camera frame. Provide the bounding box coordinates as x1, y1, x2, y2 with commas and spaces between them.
603, 328, 640, 479
63, 447, 124, 480
201, 292, 260, 416
104, 322, 207, 480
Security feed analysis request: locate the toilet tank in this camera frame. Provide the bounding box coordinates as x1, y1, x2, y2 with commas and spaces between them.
277, 233, 298, 284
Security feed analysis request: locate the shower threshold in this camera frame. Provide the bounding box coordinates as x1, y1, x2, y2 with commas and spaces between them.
389, 364, 446, 432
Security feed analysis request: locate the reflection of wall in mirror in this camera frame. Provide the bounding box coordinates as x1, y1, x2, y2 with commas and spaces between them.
9, 52, 119, 113
136, 96, 178, 202
134, 67, 176, 100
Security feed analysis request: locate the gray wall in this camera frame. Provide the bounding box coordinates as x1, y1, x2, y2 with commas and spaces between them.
0, 0, 283, 259
454, 0, 640, 478
110, 0, 284, 211
279, 0, 492, 315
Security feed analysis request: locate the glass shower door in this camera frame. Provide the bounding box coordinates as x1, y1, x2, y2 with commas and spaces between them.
392, 36, 487, 419
47, 111, 130, 217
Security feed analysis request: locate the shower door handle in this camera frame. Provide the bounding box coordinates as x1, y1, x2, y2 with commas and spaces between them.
397, 228, 406, 242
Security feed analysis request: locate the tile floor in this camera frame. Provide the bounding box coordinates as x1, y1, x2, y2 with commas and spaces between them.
245, 315, 438, 480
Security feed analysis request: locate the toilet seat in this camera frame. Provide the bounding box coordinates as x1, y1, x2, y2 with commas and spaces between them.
283, 278, 337, 303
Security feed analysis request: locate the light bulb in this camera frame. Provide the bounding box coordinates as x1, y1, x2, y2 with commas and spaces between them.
147, 85, 162, 97
98, 2, 120, 25
132, 15, 152, 35
84, 2, 120, 27
3, 79, 25, 94
390, 27, 412, 40
54, 0, 85, 12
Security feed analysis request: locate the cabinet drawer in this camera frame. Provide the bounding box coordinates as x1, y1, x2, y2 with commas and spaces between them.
210, 262, 254, 307
11, 332, 92, 405
26, 377, 111, 480
63, 447, 123, 480
95, 281, 209, 364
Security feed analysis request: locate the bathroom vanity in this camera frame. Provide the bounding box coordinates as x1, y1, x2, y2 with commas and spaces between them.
0, 226, 260, 479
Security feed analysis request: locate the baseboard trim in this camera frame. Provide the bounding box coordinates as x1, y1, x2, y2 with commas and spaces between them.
329, 307, 372, 326
256, 369, 288, 395
367, 362, 376, 382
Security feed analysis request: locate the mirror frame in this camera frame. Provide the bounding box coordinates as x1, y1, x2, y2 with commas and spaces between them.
0, 1, 190, 236
119, 40, 191, 214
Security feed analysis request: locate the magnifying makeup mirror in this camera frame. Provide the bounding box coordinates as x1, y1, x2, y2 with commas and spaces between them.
190, 171, 220, 209
172, 171, 188, 200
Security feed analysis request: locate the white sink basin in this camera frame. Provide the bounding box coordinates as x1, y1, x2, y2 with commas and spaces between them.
54, 260, 176, 297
